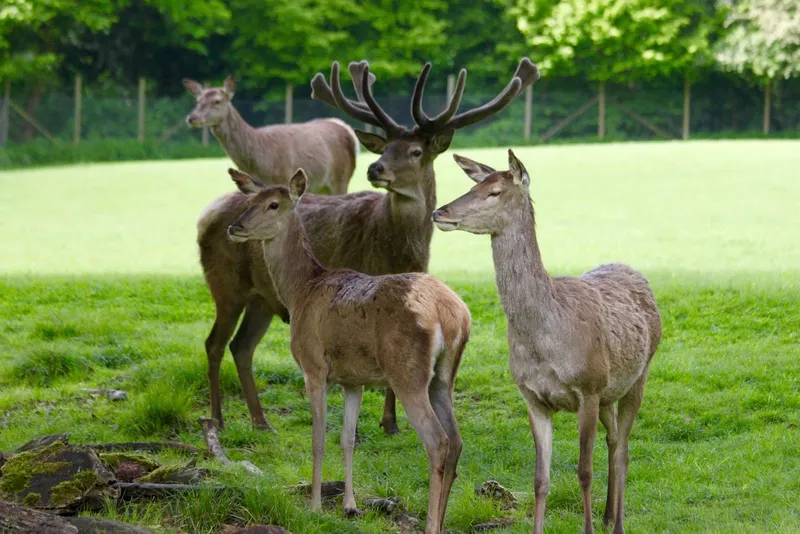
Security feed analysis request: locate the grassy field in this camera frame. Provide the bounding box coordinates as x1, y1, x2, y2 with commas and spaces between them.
1, 140, 799, 533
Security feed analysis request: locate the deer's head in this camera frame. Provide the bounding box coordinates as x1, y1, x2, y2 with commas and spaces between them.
226, 168, 306, 242
311, 59, 540, 194
183, 76, 236, 128
432, 149, 531, 236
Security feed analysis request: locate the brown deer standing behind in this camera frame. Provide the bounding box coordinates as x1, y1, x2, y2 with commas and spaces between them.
184, 76, 357, 194
227, 168, 470, 534
432, 150, 662, 534
197, 59, 540, 433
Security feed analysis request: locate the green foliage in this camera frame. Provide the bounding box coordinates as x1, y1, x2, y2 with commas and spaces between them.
515, 0, 722, 81
714, 0, 800, 82
8, 350, 92, 387
120, 381, 194, 437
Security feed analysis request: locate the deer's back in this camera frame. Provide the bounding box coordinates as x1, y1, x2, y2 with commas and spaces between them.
290, 271, 469, 388
250, 119, 356, 190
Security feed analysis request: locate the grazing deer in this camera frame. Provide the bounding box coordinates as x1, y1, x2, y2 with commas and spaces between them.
227, 168, 471, 533
183, 76, 357, 194
432, 150, 662, 534
197, 59, 539, 433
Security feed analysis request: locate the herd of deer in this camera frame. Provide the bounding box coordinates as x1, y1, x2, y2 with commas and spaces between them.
183, 57, 662, 534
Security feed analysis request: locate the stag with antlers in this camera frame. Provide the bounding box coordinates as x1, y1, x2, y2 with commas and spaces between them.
196, 58, 539, 437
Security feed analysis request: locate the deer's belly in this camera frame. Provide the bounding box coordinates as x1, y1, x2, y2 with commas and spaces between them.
324, 345, 387, 388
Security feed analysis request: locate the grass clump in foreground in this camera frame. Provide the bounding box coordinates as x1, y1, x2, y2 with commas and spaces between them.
0, 274, 798, 533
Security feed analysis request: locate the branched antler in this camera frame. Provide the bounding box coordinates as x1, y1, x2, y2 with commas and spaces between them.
413, 57, 540, 133
311, 58, 540, 138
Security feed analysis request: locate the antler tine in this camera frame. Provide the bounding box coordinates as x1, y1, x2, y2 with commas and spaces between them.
444, 77, 522, 131
442, 58, 540, 131
410, 63, 433, 128
360, 63, 405, 137
328, 62, 384, 128
348, 61, 375, 103
421, 68, 467, 132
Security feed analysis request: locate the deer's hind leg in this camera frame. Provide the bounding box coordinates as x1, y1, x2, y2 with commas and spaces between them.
229, 295, 275, 431
380, 389, 400, 435
613, 367, 650, 534
205, 300, 246, 429
429, 375, 462, 532
599, 403, 619, 527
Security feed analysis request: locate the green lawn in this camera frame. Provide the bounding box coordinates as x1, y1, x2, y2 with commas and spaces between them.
1, 140, 799, 533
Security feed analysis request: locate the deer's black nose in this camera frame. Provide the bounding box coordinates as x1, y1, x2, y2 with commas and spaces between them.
227, 224, 243, 235
367, 162, 384, 181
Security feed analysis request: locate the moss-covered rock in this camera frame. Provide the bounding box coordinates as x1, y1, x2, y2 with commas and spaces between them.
138, 459, 208, 484
0, 441, 114, 511
99, 453, 160, 472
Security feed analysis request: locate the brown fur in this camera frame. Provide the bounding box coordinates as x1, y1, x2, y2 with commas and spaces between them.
195, 60, 536, 435
433, 150, 662, 534
228, 169, 470, 534
184, 77, 356, 194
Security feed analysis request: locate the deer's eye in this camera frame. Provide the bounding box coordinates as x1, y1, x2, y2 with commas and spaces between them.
488, 191, 501, 198
410, 148, 423, 158
213, 98, 223, 105
268, 202, 279, 210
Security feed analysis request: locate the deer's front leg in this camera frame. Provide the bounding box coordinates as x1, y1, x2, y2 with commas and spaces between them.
578, 395, 600, 534
341, 385, 364, 516
305, 374, 328, 511
525, 397, 553, 534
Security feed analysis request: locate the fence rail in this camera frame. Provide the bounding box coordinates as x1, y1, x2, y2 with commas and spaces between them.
1, 76, 798, 154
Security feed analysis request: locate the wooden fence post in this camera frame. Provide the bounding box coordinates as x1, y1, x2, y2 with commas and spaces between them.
73, 75, 82, 147
0, 81, 9, 146
682, 77, 691, 140
285, 83, 293, 125
763, 80, 771, 135
524, 85, 533, 141
598, 81, 606, 140
137, 77, 146, 142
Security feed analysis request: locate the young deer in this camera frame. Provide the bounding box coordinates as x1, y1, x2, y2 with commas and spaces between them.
432, 150, 662, 534
184, 76, 357, 194
227, 168, 471, 534
197, 59, 539, 433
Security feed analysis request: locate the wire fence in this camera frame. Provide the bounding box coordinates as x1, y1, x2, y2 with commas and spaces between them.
1, 77, 798, 158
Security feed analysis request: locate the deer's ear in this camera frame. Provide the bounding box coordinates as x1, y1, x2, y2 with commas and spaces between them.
183, 78, 203, 96
223, 76, 236, 98
429, 129, 454, 155
354, 130, 387, 154
508, 149, 530, 186
229, 168, 265, 195
289, 169, 308, 203
453, 154, 495, 183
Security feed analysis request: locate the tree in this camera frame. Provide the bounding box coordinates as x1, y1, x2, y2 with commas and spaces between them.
714, 0, 800, 133
228, 0, 449, 98
514, 0, 721, 139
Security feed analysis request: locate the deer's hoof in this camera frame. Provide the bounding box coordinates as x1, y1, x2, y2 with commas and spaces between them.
381, 423, 400, 435
344, 506, 363, 518
254, 420, 278, 434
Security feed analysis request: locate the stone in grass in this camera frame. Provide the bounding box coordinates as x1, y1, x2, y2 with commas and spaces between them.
99, 453, 161, 483
0, 441, 115, 512
394, 512, 421, 532
471, 517, 515, 531
222, 525, 291, 534
289, 481, 345, 501
475, 480, 518, 510
363, 496, 401, 514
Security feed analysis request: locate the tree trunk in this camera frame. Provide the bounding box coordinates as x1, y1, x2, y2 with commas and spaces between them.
682, 77, 691, 140
285, 83, 293, 125
763, 80, 771, 135
73, 75, 82, 147
137, 77, 146, 141
21, 82, 44, 142
598, 81, 606, 140
0, 500, 79, 534
0, 81, 9, 146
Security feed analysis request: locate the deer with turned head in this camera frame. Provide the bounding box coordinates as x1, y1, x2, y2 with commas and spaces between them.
432, 150, 662, 534
184, 76, 358, 195
227, 167, 470, 534
197, 59, 539, 434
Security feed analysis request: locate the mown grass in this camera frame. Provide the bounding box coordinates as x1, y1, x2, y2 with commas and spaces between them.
1, 140, 799, 533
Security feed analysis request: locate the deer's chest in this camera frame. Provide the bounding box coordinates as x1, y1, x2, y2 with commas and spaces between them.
507, 330, 581, 413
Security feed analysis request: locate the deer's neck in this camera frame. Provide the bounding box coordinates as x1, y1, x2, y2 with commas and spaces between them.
261, 214, 325, 311
211, 105, 260, 166
381, 165, 437, 271
491, 200, 558, 332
